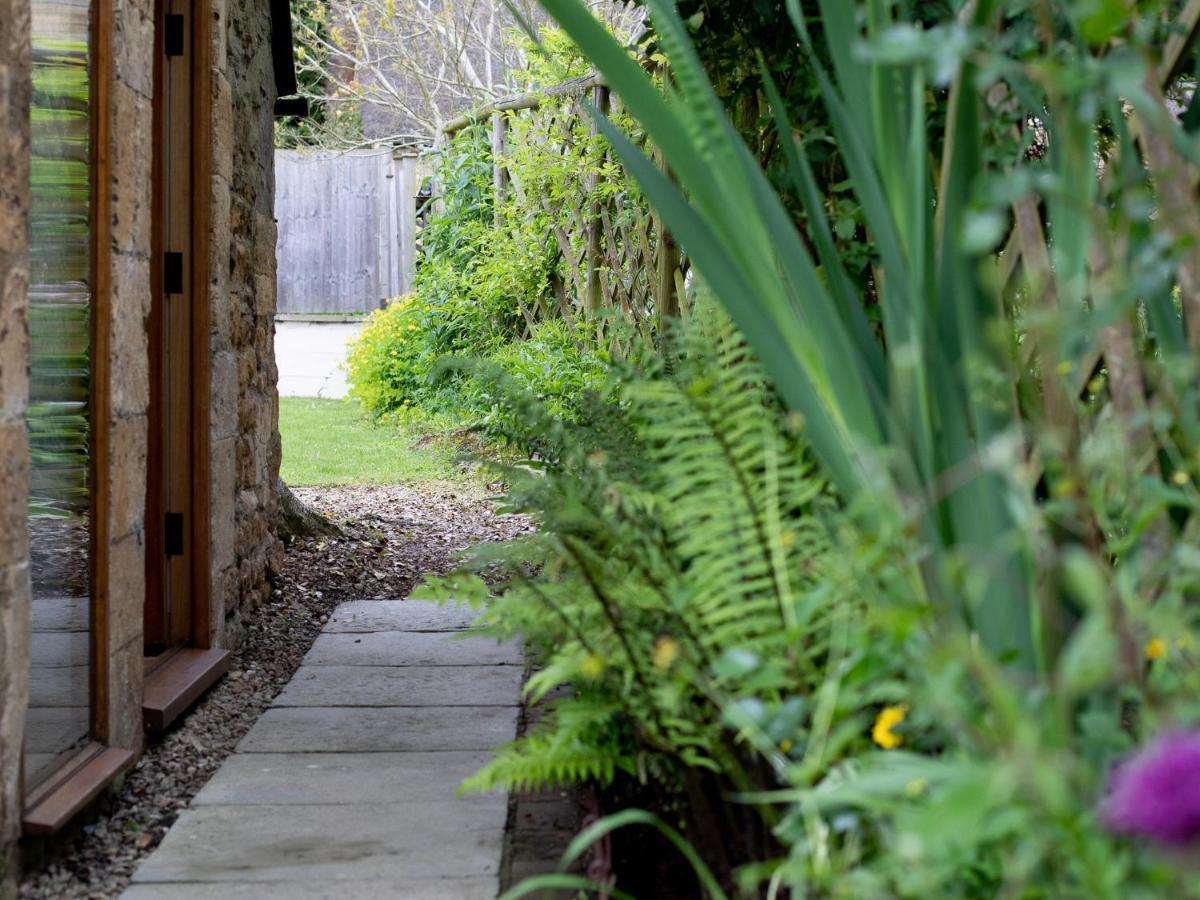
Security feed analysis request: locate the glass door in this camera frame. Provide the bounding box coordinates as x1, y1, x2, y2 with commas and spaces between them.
24, 0, 93, 792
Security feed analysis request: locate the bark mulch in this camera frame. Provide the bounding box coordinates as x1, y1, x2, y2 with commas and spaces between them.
19, 481, 531, 900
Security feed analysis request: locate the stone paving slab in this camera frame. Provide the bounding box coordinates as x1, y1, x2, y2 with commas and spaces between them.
302, 631, 522, 667
129, 804, 504, 884
30, 630, 89, 666
274, 665, 523, 708
239, 706, 518, 753
326, 600, 479, 633
125, 594, 522, 899
28, 664, 90, 706
191, 752, 500, 806
123, 878, 498, 899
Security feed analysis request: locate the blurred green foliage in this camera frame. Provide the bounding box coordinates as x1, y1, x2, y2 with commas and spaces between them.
410, 0, 1200, 896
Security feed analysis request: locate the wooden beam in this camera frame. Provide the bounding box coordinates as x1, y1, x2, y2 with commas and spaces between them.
443, 72, 607, 136
142, 648, 231, 732
90, 0, 114, 745
23, 745, 133, 836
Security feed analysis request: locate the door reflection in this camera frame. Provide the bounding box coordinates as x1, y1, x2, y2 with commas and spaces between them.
24, 0, 92, 791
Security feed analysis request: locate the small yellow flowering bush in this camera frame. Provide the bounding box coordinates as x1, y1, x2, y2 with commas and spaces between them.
346, 295, 428, 414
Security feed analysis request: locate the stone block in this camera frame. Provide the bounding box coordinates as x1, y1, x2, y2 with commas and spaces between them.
302, 631, 523, 668
209, 436, 237, 572
238, 706, 519, 754
207, 179, 232, 350
107, 415, 147, 542
121, 878, 499, 899
210, 71, 234, 184
253, 271, 275, 317
104, 634, 144, 753
326, 600, 480, 633
127, 803, 506, 884
0, 420, 28, 569
0, 563, 32, 775
109, 84, 153, 256
109, 252, 151, 417
190, 751, 501, 808
0, 265, 28, 421
106, 531, 145, 652
209, 351, 237, 439
273, 665, 522, 709
112, 1, 154, 100
210, 0, 229, 75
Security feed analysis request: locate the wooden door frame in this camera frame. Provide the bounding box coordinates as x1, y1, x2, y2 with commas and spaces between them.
90, 0, 113, 738
146, 0, 212, 652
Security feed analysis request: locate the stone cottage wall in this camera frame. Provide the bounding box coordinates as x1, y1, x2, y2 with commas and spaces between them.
99, 0, 154, 754
0, 1, 31, 892
208, 0, 284, 644
1, 0, 282, 877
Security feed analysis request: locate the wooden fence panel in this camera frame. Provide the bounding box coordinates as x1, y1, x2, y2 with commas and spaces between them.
275, 149, 418, 315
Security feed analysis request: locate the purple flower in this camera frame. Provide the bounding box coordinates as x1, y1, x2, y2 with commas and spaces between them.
1102, 730, 1200, 848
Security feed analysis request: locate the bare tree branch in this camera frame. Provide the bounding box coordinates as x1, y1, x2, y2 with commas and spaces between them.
293, 0, 643, 149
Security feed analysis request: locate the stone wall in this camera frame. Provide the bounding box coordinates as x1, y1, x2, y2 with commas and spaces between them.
208, 0, 284, 644
0, 0, 282, 877
0, 1, 31, 892
99, 0, 154, 753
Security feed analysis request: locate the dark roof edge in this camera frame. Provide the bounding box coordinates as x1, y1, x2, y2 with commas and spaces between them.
270, 0, 298, 98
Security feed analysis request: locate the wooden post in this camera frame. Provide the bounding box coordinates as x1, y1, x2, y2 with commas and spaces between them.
397, 154, 417, 295
653, 143, 681, 328
384, 152, 401, 301
585, 85, 611, 317
432, 129, 448, 217
491, 110, 508, 228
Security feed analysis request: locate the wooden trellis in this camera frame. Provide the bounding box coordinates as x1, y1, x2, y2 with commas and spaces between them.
991, 5, 1200, 495
442, 73, 686, 343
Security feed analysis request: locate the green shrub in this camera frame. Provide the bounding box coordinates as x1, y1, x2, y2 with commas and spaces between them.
472, 321, 609, 422
345, 295, 427, 415
347, 115, 607, 421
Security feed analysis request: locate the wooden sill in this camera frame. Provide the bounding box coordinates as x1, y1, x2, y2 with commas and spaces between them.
143, 647, 231, 732
23, 744, 134, 836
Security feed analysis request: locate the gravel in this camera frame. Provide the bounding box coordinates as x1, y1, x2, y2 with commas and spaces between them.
19, 481, 531, 900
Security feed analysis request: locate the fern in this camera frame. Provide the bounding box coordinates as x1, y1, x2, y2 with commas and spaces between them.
461, 695, 632, 793
424, 299, 851, 808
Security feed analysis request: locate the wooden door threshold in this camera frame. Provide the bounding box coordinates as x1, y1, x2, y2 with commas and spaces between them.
143, 647, 231, 732
23, 744, 134, 835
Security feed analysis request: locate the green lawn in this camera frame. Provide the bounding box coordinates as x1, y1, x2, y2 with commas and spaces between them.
279, 397, 459, 486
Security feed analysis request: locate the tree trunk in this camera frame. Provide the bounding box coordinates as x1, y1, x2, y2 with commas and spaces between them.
277, 478, 343, 542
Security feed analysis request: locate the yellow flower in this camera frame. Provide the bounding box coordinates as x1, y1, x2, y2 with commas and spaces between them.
872, 704, 908, 750
580, 653, 605, 679
779, 738, 794, 753
652, 636, 682, 671
1172, 470, 1190, 486
1146, 637, 1168, 661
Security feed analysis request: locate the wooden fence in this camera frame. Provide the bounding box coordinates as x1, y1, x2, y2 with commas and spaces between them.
443, 73, 687, 339
274, 149, 419, 315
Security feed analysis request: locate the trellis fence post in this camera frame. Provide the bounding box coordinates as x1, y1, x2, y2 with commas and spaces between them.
585, 84, 611, 317
492, 110, 508, 227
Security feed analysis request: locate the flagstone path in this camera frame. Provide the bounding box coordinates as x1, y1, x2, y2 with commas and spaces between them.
121, 600, 522, 899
